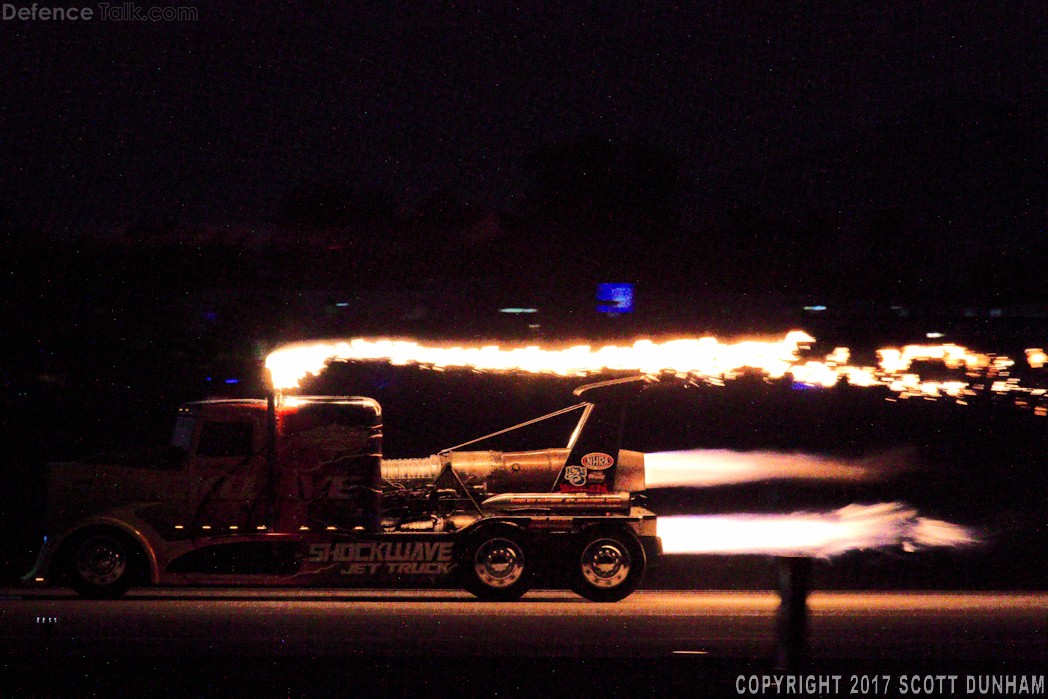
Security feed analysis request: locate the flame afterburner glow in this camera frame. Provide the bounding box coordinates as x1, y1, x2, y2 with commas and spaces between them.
643, 449, 910, 488
657, 503, 979, 557
264, 333, 1048, 413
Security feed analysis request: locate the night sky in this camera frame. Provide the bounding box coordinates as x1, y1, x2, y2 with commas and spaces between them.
2, 4, 1047, 301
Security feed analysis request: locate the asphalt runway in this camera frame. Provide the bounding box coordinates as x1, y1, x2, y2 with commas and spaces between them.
1, 589, 1043, 696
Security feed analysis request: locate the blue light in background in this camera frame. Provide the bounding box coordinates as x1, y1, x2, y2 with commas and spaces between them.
597, 283, 634, 314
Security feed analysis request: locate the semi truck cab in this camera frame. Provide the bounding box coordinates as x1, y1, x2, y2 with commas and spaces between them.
26, 377, 661, 602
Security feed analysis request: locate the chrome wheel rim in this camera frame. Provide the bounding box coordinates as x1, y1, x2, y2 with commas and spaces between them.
473, 537, 525, 588
580, 538, 631, 588
75, 535, 127, 586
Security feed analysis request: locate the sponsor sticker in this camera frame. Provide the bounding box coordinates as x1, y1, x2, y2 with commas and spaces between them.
581, 452, 615, 470
564, 464, 588, 486
559, 484, 609, 494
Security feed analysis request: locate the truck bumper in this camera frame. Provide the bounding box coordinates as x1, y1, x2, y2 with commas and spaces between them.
20, 536, 56, 586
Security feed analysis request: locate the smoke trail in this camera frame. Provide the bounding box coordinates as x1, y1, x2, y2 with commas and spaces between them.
656, 502, 980, 558
644, 449, 912, 488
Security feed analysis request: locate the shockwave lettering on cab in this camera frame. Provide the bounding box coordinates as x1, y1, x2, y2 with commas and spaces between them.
191, 472, 366, 502
307, 541, 455, 576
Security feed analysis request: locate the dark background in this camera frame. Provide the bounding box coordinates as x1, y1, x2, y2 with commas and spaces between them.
1, 3, 1046, 588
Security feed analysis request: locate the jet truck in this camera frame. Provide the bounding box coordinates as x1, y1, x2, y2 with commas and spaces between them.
26, 376, 661, 601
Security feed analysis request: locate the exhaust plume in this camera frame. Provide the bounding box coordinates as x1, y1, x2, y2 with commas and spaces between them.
657, 502, 980, 558
644, 449, 912, 488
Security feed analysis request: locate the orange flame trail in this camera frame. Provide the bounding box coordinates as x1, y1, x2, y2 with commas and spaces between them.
264, 333, 1048, 412
265, 332, 817, 390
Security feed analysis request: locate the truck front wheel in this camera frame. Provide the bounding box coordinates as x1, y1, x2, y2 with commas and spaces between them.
571, 528, 645, 602
459, 526, 533, 602
65, 530, 143, 599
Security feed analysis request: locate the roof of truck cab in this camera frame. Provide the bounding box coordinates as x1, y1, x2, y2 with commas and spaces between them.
178, 396, 380, 413
179, 399, 268, 410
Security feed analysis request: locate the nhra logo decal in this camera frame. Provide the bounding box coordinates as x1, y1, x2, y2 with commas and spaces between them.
581, 452, 614, 470
308, 541, 454, 576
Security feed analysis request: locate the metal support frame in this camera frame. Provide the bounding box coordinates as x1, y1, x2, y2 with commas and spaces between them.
775, 556, 813, 671
433, 462, 486, 517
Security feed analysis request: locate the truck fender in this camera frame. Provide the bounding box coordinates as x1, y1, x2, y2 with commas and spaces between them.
53, 517, 161, 585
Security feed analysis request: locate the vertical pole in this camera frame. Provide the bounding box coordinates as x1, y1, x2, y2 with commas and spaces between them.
265, 389, 278, 529
775, 556, 812, 671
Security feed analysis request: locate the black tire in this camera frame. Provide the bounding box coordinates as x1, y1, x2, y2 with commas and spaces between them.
65, 530, 143, 599
458, 525, 533, 602
570, 527, 645, 602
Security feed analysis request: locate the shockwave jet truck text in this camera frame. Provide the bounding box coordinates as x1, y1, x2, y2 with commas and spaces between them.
26, 376, 661, 601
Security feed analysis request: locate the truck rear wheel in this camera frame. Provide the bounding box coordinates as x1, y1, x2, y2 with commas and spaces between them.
65, 530, 142, 599
459, 525, 533, 602
571, 528, 645, 602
